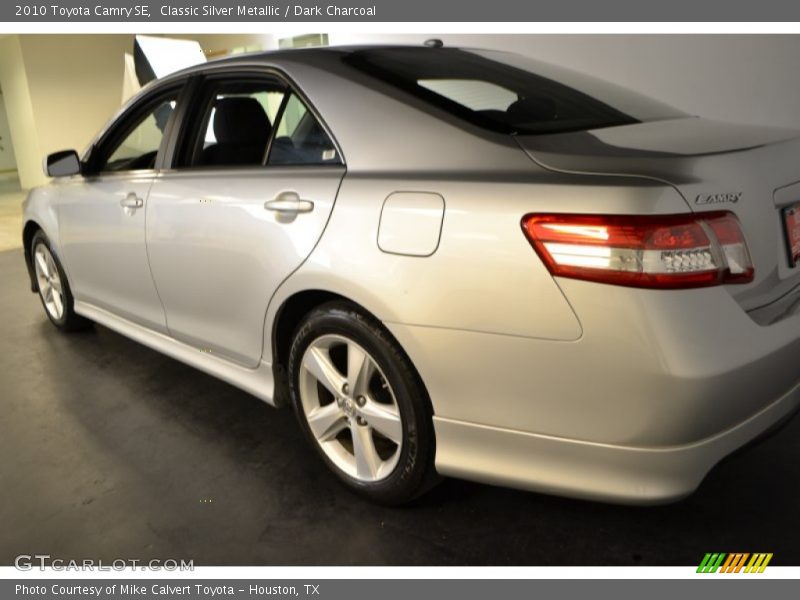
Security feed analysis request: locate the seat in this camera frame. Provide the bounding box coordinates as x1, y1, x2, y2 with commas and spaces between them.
200, 97, 271, 167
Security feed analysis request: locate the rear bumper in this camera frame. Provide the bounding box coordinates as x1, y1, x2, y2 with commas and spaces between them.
385, 279, 800, 504
433, 380, 800, 504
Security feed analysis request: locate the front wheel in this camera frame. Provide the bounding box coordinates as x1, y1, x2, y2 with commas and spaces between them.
287, 301, 438, 504
31, 230, 91, 331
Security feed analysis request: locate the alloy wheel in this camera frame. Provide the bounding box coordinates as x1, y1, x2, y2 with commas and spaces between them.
298, 334, 404, 482
33, 243, 65, 321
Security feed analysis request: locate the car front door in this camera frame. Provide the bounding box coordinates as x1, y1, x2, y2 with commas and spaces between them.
58, 84, 185, 333
146, 73, 345, 367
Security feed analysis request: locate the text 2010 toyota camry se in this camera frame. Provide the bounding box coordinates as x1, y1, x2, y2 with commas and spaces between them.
22, 45, 800, 504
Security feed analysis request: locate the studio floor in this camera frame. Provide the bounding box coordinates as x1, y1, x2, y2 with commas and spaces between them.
1, 247, 799, 566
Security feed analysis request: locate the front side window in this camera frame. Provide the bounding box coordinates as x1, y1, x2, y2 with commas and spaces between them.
182, 77, 340, 169
100, 95, 178, 172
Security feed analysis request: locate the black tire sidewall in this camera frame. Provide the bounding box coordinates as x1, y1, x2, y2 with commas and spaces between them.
288, 302, 435, 504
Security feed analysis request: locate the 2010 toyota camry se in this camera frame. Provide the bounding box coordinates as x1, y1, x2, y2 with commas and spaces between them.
22, 44, 800, 504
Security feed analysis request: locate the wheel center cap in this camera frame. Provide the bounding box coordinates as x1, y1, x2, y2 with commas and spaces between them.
342, 398, 357, 417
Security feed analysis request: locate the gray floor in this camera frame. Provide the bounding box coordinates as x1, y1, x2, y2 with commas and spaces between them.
1, 247, 799, 566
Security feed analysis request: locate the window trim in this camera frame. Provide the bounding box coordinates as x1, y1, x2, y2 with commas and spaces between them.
262, 88, 292, 165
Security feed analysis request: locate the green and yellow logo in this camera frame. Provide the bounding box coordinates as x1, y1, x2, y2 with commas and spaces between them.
697, 553, 773, 573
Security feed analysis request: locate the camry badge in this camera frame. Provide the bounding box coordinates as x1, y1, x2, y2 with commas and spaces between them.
696, 192, 742, 205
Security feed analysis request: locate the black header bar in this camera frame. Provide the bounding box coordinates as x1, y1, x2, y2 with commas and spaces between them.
4, 0, 800, 22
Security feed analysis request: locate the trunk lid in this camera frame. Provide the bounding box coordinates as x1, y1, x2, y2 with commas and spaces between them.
516, 117, 800, 310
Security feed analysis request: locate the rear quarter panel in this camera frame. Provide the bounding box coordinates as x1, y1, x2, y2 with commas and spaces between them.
263, 172, 689, 363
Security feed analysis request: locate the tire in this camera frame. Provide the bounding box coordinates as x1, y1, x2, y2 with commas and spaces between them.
287, 301, 438, 504
30, 230, 91, 332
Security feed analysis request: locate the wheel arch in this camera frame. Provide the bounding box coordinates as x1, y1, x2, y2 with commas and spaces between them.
269, 287, 433, 416
271, 289, 348, 375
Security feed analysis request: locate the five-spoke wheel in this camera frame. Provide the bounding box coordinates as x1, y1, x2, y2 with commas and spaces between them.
30, 230, 91, 331
288, 301, 437, 504
33, 242, 65, 322
299, 334, 404, 482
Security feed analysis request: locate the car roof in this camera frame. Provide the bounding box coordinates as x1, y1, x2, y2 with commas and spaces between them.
164, 44, 479, 79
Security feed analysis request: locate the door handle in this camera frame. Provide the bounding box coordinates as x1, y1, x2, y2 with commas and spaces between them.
264, 191, 314, 215
120, 193, 144, 209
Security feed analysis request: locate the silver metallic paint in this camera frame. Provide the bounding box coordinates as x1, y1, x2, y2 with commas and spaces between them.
146, 166, 344, 367
22, 47, 800, 503
377, 192, 445, 257
57, 172, 167, 333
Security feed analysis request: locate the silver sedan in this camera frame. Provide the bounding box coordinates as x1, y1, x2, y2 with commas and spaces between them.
22, 45, 800, 504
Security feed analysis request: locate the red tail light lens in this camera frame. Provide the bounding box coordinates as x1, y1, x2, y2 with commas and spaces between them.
521, 212, 754, 289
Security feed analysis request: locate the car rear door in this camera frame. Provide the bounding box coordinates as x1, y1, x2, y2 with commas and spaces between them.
57, 83, 185, 333
146, 71, 345, 368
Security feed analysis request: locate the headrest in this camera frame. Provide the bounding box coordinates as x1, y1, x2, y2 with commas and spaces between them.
213, 97, 271, 145
506, 96, 558, 123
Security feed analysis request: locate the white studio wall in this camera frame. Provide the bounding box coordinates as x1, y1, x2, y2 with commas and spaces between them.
170, 33, 274, 56
0, 91, 17, 173
327, 34, 800, 131
0, 35, 136, 189
0, 36, 44, 190
122, 36, 206, 103
134, 35, 206, 80
0, 34, 268, 189
121, 53, 140, 105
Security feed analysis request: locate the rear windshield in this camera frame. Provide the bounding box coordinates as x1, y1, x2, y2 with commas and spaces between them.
344, 48, 688, 135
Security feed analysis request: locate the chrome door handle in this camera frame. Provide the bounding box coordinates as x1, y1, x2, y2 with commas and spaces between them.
120, 193, 144, 209
264, 192, 314, 215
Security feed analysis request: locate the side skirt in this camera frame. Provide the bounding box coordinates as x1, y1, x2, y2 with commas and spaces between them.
74, 301, 277, 406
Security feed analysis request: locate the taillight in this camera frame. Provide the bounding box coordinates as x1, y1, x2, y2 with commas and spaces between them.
521, 212, 754, 289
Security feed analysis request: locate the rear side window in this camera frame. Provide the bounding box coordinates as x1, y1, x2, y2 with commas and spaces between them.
178, 77, 341, 169
345, 48, 687, 135
269, 93, 340, 166
193, 81, 284, 167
